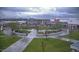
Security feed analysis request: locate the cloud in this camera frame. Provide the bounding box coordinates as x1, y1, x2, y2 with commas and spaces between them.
0, 7, 79, 19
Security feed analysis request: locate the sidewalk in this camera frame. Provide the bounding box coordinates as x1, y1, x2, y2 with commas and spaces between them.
3, 29, 37, 52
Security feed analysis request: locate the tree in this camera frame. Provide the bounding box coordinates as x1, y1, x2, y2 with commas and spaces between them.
44, 22, 48, 40
8, 22, 18, 30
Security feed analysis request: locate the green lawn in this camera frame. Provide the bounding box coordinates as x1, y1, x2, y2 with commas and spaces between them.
24, 38, 71, 52
65, 31, 79, 40
28, 26, 48, 30
0, 31, 21, 51
49, 23, 64, 30
0, 31, 4, 35
31, 23, 63, 30
7, 22, 19, 30
38, 26, 48, 30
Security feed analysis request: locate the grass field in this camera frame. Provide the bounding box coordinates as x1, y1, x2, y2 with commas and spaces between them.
0, 31, 21, 51
0, 31, 4, 35
24, 38, 71, 52
65, 31, 79, 40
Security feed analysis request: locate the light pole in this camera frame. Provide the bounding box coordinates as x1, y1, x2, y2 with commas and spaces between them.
50, 7, 57, 27
41, 7, 57, 52
53, 7, 57, 19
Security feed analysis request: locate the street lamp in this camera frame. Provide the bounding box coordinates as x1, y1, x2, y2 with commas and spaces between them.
53, 7, 57, 19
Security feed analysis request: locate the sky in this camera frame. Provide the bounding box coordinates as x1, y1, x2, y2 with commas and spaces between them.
0, 7, 79, 19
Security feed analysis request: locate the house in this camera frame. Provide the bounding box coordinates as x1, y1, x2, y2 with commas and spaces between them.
59, 18, 79, 32
68, 19, 79, 32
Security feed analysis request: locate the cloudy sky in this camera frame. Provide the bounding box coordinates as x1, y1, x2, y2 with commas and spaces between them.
0, 7, 79, 19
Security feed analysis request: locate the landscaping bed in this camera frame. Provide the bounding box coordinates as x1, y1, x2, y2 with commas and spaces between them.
38, 30, 61, 34
15, 29, 30, 33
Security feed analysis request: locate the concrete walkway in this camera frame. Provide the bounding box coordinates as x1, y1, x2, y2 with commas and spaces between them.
3, 29, 37, 52
36, 35, 79, 44
36, 29, 79, 43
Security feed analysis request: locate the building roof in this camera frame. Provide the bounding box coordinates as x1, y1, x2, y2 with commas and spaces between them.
59, 18, 79, 25
68, 18, 79, 25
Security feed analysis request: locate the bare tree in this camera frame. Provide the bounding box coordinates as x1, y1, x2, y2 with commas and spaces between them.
45, 22, 48, 40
